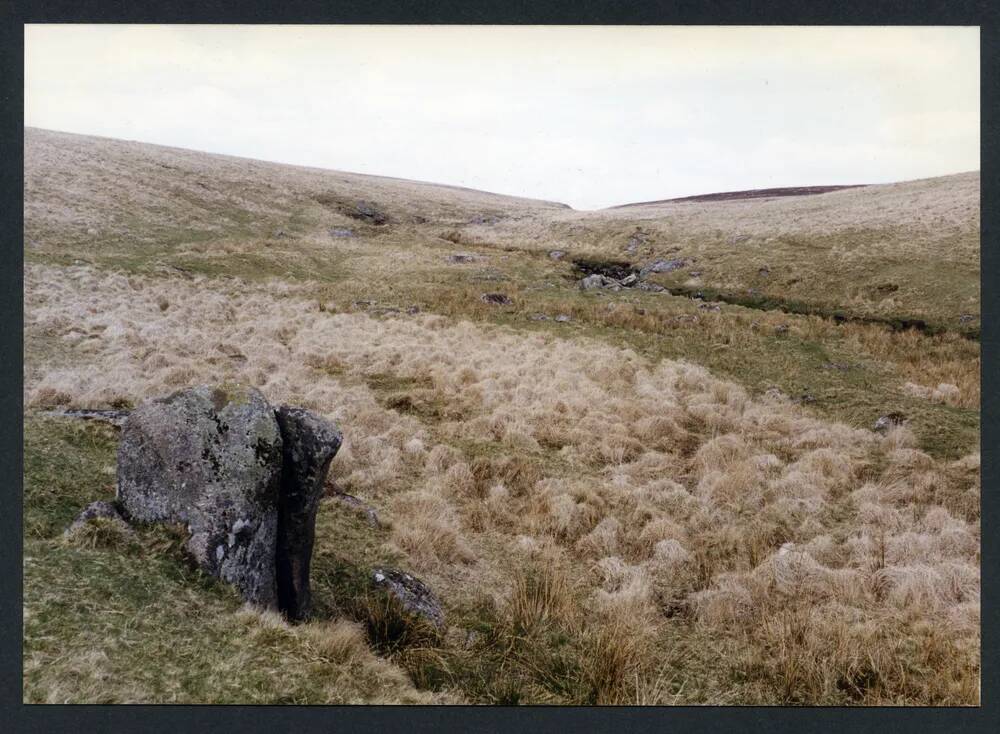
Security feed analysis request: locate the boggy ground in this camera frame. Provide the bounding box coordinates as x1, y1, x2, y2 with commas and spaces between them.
22, 128, 980, 704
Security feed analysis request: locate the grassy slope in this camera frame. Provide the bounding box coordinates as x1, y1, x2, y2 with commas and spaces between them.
23, 128, 981, 704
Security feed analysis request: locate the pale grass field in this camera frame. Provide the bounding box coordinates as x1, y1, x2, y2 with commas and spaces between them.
24, 262, 980, 704
22, 128, 980, 704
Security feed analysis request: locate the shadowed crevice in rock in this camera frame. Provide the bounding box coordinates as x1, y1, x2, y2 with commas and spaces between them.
274, 406, 343, 622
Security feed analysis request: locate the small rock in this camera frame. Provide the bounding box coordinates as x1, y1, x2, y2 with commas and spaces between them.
481, 293, 512, 306
447, 253, 480, 264
554, 314, 571, 323
371, 567, 445, 630
579, 274, 621, 291
86, 228, 98, 236
65, 500, 131, 536
729, 234, 751, 245
620, 274, 638, 287
548, 250, 567, 260
758, 266, 771, 277
874, 412, 906, 434
635, 282, 665, 292
330, 491, 382, 528
959, 313, 978, 324
273, 229, 291, 239
329, 228, 354, 238
640, 258, 687, 276
698, 302, 721, 312
774, 324, 789, 335
822, 362, 851, 371
353, 201, 388, 225
797, 393, 817, 405
469, 215, 500, 225
689, 270, 702, 278
406, 306, 420, 315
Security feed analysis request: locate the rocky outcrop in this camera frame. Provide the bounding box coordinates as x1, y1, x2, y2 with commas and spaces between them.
115, 385, 342, 620
274, 406, 342, 622
117, 385, 284, 608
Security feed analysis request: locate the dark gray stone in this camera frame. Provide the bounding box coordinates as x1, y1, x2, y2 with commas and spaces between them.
372, 567, 445, 630
481, 292, 513, 305
274, 406, 342, 621
353, 201, 388, 225
874, 413, 906, 434
447, 253, 481, 264
116, 385, 284, 608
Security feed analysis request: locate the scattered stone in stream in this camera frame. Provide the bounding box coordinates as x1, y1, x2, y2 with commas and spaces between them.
640, 258, 688, 276
481, 293, 513, 305
579, 274, 622, 291
874, 412, 907, 434
372, 567, 446, 631
634, 281, 665, 292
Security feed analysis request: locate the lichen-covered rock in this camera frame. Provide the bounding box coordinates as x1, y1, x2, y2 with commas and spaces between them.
274, 406, 342, 621
372, 567, 445, 630
116, 385, 284, 608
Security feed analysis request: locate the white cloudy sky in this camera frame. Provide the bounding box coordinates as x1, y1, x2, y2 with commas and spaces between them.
25, 25, 979, 209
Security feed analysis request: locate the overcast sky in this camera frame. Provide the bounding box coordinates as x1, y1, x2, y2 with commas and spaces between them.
25, 25, 979, 210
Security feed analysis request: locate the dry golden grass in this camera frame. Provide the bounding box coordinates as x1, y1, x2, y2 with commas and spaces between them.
23, 261, 980, 704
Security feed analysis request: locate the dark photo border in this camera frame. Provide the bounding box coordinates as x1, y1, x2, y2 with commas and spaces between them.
1, 2, 996, 732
